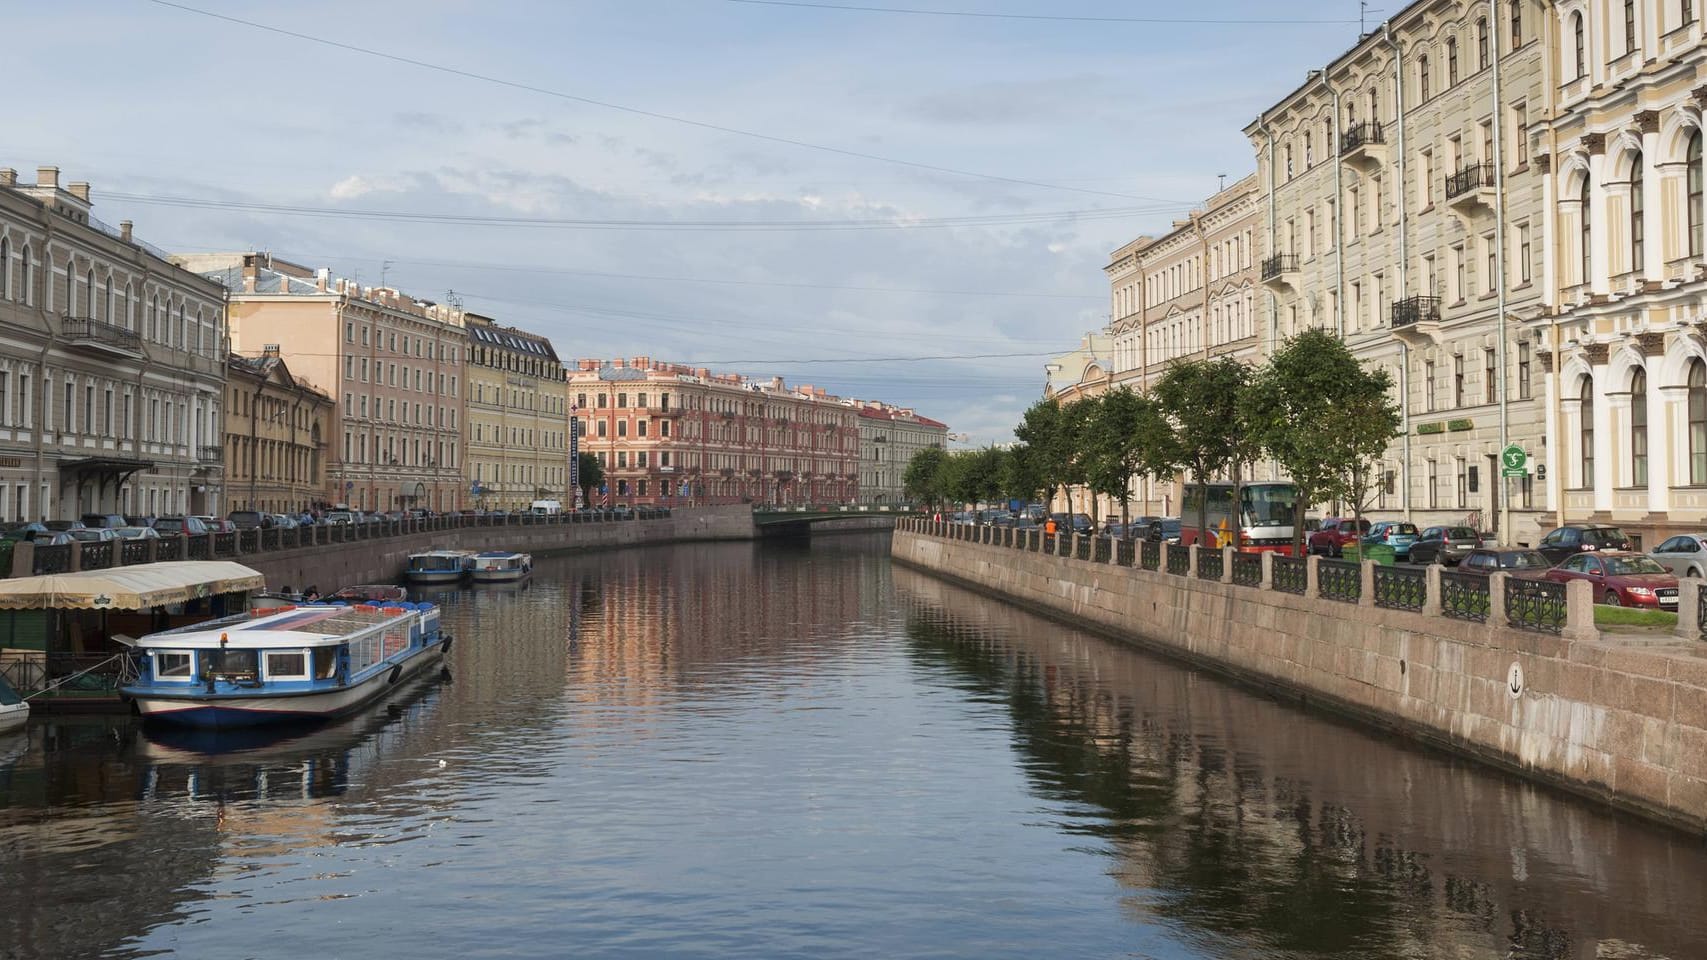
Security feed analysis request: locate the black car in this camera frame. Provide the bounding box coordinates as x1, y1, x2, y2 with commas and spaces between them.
1145, 518, 1183, 543
1408, 525, 1482, 565
1457, 547, 1554, 578
1535, 524, 1632, 564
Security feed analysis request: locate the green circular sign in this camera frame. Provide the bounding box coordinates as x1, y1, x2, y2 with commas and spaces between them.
1500, 444, 1527, 475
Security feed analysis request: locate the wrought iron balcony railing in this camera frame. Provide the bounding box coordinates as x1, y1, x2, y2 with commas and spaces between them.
1391, 295, 1442, 328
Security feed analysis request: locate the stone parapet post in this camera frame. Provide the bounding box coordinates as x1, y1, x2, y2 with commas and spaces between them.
1563, 578, 1598, 642
68, 541, 83, 573
1305, 554, 1320, 598
1259, 550, 1274, 588
1677, 579, 1701, 641
1221, 546, 1235, 583
1423, 564, 1443, 617
1488, 573, 1510, 630
1187, 543, 1199, 578
9, 542, 33, 578
1358, 560, 1375, 607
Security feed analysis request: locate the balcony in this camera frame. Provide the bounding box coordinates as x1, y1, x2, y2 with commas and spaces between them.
1260, 254, 1300, 293
1339, 122, 1388, 173
1390, 295, 1442, 343
1445, 162, 1496, 225
60, 317, 142, 358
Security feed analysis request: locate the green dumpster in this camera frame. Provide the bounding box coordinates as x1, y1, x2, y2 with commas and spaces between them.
1363, 543, 1396, 566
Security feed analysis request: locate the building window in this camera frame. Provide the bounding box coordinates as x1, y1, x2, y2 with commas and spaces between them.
1425, 360, 1437, 412
1518, 342, 1532, 399
1517, 222, 1533, 283
1630, 152, 1646, 272
1580, 375, 1596, 487
1573, 12, 1586, 78
1581, 176, 1593, 282
1428, 460, 1439, 509
1477, 17, 1490, 68
1691, 132, 1704, 258
1457, 458, 1468, 508
1626, 0, 1638, 54
1447, 38, 1459, 84
1632, 369, 1649, 486
1511, 0, 1523, 46
1419, 54, 1432, 100
1453, 355, 1465, 407
1692, 360, 1707, 484
1485, 348, 1497, 405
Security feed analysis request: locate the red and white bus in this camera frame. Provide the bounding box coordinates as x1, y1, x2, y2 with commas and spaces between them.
1179, 482, 1303, 554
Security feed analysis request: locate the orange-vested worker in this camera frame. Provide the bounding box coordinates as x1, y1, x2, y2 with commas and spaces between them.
1044, 517, 1058, 536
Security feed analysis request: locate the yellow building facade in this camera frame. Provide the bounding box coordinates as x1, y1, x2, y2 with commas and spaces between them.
464, 313, 569, 509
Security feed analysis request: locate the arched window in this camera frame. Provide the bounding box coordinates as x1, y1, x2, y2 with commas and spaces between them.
19, 245, 30, 306
85, 269, 94, 319
1581, 376, 1596, 486
1631, 152, 1646, 272
1690, 132, 1703, 258
1692, 360, 1707, 484
1632, 369, 1648, 485
1573, 12, 1586, 78
1581, 175, 1594, 282
1478, 18, 1490, 68
64, 261, 75, 317
1419, 55, 1432, 100
1305, 131, 1313, 167
1448, 38, 1460, 84
1368, 87, 1380, 124
0, 237, 9, 301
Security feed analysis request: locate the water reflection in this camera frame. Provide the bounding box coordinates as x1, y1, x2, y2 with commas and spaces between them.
895, 565, 1707, 960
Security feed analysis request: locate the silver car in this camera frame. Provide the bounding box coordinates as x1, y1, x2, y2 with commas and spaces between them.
1649, 534, 1707, 579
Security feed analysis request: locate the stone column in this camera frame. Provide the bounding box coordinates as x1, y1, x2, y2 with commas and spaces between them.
1642, 119, 1664, 281
68, 541, 83, 573
1187, 543, 1199, 579
1305, 554, 1320, 598
1590, 347, 1614, 514
1423, 563, 1443, 617
1221, 545, 1235, 584
9, 542, 33, 578
1676, 578, 1701, 641
1563, 578, 1599, 641
1489, 572, 1510, 629
1358, 560, 1376, 608
1260, 551, 1274, 589
1590, 149, 1612, 294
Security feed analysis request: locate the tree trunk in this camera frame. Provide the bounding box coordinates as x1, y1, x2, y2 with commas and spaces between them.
1294, 497, 1308, 557
1230, 459, 1244, 551
1196, 468, 1210, 549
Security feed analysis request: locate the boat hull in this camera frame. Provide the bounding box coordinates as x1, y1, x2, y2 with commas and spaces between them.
0, 703, 27, 733
131, 642, 447, 729
470, 570, 529, 583
404, 570, 466, 584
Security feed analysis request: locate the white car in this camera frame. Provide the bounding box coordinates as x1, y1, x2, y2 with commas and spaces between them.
1648, 534, 1707, 579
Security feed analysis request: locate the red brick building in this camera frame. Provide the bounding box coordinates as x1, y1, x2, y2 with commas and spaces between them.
567, 357, 860, 506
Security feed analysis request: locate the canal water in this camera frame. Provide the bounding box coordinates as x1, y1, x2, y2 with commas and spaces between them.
2, 533, 1705, 959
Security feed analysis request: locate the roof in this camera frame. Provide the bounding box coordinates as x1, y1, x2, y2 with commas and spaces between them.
466, 318, 560, 361
0, 561, 265, 611
138, 603, 418, 650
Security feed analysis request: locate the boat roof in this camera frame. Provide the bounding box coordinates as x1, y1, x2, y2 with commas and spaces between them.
473, 550, 526, 557
136, 604, 420, 650
410, 549, 471, 558
0, 561, 264, 611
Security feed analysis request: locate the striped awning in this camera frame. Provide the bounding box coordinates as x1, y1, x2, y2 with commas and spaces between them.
0, 561, 265, 611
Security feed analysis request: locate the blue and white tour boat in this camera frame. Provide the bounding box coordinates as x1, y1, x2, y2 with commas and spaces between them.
469, 551, 531, 583
404, 550, 472, 585
121, 600, 452, 728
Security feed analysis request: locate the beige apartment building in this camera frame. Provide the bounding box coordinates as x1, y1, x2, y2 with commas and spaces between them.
1102, 176, 1265, 516
224, 348, 332, 513
0, 166, 227, 521
1245, 0, 1550, 540
854, 401, 949, 505
464, 313, 569, 510
181, 253, 467, 513
1533, 1, 1707, 548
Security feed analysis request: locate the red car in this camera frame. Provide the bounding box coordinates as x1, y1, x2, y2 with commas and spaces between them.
1308, 517, 1370, 557
1543, 550, 1680, 609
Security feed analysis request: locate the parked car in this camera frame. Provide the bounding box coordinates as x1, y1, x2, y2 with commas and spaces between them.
269, 514, 300, 530
124, 515, 157, 528
1536, 524, 1632, 564
113, 526, 160, 541
1145, 518, 1182, 544
1408, 525, 1482, 565
154, 516, 208, 537
1647, 534, 1707, 579
80, 513, 127, 529
199, 517, 237, 534
42, 520, 87, 533
2, 522, 52, 542
1544, 550, 1679, 609
1456, 547, 1554, 577
1362, 521, 1420, 559
228, 510, 270, 530
1308, 517, 1371, 557
324, 510, 355, 526
69, 528, 118, 543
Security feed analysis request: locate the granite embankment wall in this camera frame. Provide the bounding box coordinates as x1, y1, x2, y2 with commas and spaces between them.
892, 526, 1707, 834
245, 507, 758, 589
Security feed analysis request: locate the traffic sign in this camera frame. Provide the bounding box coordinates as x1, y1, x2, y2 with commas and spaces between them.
1500, 444, 1528, 478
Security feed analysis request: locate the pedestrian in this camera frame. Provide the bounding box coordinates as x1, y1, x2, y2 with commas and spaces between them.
1045, 516, 1058, 537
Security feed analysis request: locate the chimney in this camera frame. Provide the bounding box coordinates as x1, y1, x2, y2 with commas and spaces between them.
119, 221, 133, 243
243, 272, 257, 293
262, 344, 281, 359
612, 358, 626, 369
0, 169, 15, 187
66, 182, 90, 203
36, 166, 59, 189
316, 267, 329, 292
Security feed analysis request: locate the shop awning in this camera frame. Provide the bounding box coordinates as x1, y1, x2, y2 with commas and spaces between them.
0, 561, 266, 611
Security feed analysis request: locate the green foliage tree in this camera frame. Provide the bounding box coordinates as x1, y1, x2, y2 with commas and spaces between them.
1242, 329, 1402, 555
903, 447, 950, 508
1080, 388, 1176, 528
577, 452, 605, 509
1014, 399, 1077, 514
1154, 358, 1250, 545
950, 446, 1006, 507
1001, 442, 1047, 504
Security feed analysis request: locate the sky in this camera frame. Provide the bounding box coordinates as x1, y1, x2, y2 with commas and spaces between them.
10, 0, 1373, 445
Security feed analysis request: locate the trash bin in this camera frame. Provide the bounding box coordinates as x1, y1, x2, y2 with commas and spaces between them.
1363, 543, 1396, 566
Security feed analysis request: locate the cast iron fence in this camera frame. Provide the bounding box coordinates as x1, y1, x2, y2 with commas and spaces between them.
1197, 547, 1224, 582
1140, 541, 1161, 571
1231, 553, 1262, 587
1506, 578, 1567, 634
1373, 565, 1427, 611
1272, 555, 1307, 595
1440, 571, 1490, 622
1318, 559, 1361, 603
1166, 544, 1190, 576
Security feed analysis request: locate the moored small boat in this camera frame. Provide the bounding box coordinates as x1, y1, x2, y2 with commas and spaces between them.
405, 550, 472, 585
469, 551, 531, 583
0, 674, 28, 733
122, 601, 451, 728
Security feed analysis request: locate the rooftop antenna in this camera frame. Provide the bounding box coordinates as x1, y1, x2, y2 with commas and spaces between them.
1217, 173, 1228, 192
1360, 2, 1382, 36
446, 289, 464, 309
380, 260, 394, 289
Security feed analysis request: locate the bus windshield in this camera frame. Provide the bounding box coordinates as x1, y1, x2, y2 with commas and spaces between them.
1241, 485, 1298, 528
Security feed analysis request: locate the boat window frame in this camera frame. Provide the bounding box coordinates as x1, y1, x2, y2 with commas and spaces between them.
264, 648, 311, 681
153, 650, 195, 682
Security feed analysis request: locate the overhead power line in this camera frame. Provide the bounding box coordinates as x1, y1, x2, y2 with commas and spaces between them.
107, 189, 1173, 232
717, 0, 1358, 25
143, 0, 1183, 204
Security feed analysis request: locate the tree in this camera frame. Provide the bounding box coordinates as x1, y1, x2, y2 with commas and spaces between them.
949, 447, 1006, 507
904, 447, 950, 508
577, 452, 605, 508
1014, 399, 1075, 514
1154, 358, 1250, 546
1001, 442, 1048, 504
1080, 388, 1177, 529
1242, 329, 1402, 555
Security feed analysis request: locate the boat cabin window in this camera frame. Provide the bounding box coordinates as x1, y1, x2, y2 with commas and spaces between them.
265, 651, 309, 681
154, 651, 194, 681
202, 648, 258, 680
314, 646, 339, 679
349, 632, 382, 673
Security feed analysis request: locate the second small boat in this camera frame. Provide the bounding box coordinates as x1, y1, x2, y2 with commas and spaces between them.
405, 550, 472, 585
469, 551, 531, 583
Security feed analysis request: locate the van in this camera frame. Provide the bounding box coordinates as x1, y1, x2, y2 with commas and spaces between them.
530, 499, 562, 516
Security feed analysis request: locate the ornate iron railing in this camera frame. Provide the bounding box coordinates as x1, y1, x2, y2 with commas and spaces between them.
1075, 536, 1092, 562
1318, 559, 1361, 603
80, 540, 114, 569
157, 537, 183, 561
1261, 253, 1299, 281
1272, 555, 1307, 595
1140, 541, 1161, 571
121, 539, 150, 565
1506, 578, 1567, 634
1231, 553, 1262, 587
213, 531, 236, 556
33, 543, 71, 574
1166, 544, 1190, 576
1092, 537, 1111, 563
240, 529, 261, 553
1699, 586, 1707, 640
1441, 571, 1490, 622
1116, 540, 1135, 567
261, 528, 281, 551
1197, 547, 1224, 581
1391, 295, 1442, 328
1373, 565, 1427, 611
1446, 161, 1494, 200
1340, 120, 1385, 154
186, 535, 210, 561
